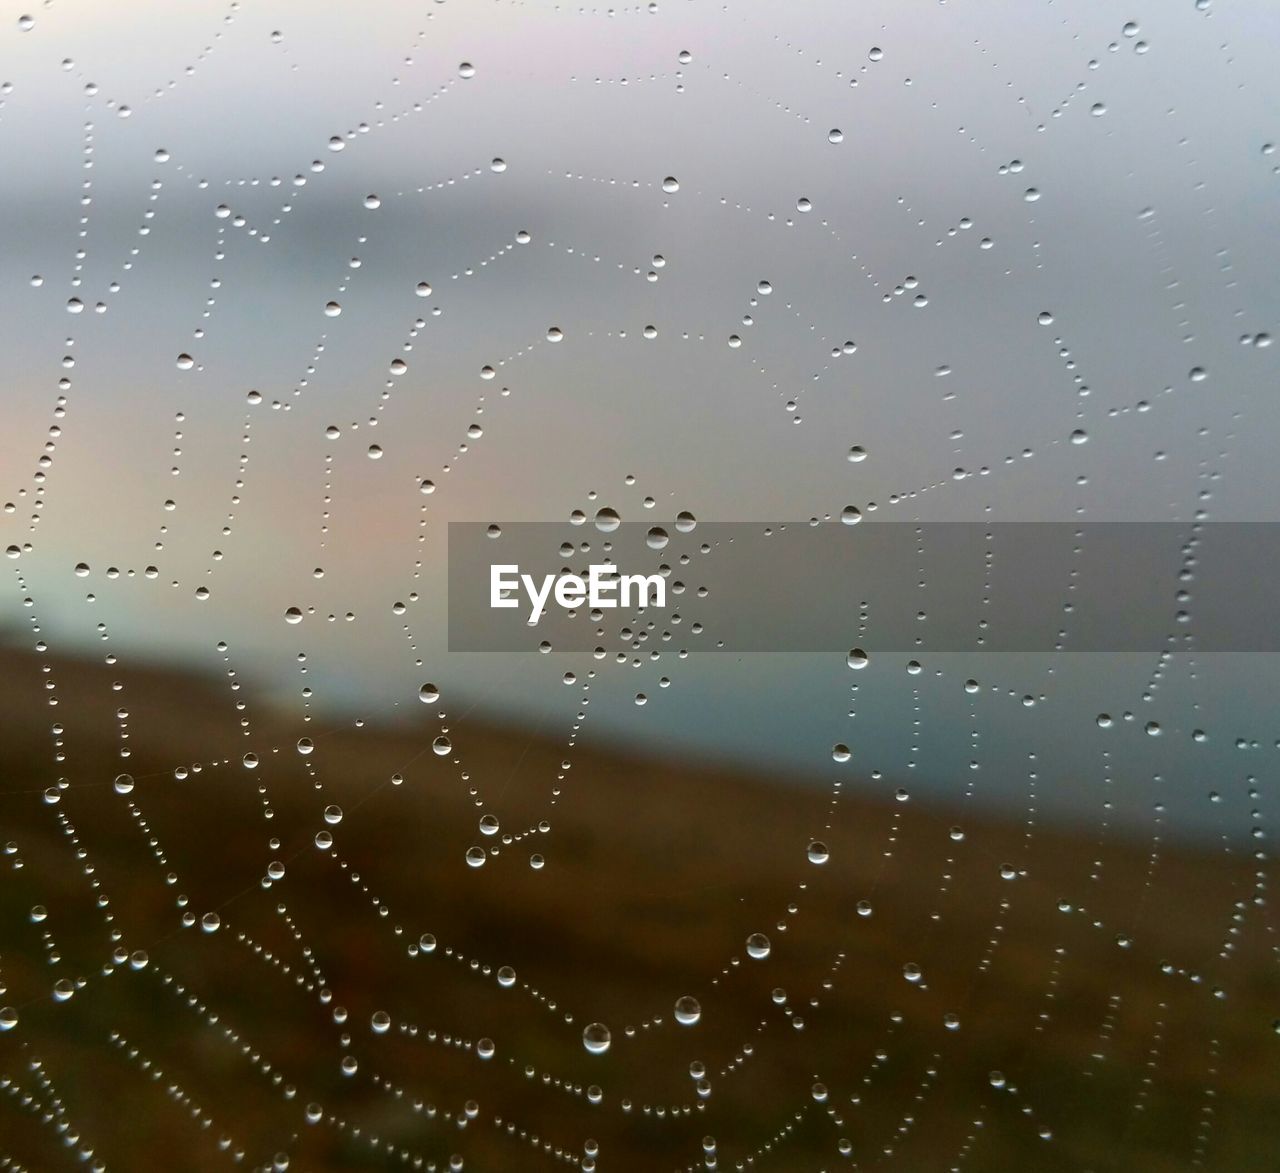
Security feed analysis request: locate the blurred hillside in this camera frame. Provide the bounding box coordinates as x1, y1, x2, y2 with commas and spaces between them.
0, 641, 1275, 1172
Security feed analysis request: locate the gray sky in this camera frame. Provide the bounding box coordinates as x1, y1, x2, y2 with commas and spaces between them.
3, 0, 1279, 838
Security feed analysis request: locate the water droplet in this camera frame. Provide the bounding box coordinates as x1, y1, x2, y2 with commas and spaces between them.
674, 995, 702, 1025
583, 1022, 612, 1054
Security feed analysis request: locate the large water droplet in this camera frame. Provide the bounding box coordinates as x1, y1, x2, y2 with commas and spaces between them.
583, 1022, 611, 1054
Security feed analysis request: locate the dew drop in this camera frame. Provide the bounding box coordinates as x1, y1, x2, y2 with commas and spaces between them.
583, 1022, 612, 1054
674, 995, 702, 1025
746, 932, 772, 960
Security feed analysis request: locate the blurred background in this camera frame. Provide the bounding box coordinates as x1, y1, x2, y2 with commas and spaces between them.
1, 0, 1278, 1168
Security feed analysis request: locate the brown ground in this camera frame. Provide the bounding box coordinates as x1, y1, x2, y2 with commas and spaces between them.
0, 642, 1275, 1171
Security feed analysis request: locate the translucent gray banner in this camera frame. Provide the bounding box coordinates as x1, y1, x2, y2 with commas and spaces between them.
447, 522, 1280, 653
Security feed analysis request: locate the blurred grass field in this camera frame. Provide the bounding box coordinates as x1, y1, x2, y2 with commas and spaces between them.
0, 642, 1276, 1171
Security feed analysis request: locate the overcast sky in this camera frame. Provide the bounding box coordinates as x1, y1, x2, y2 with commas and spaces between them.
2, 0, 1279, 838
